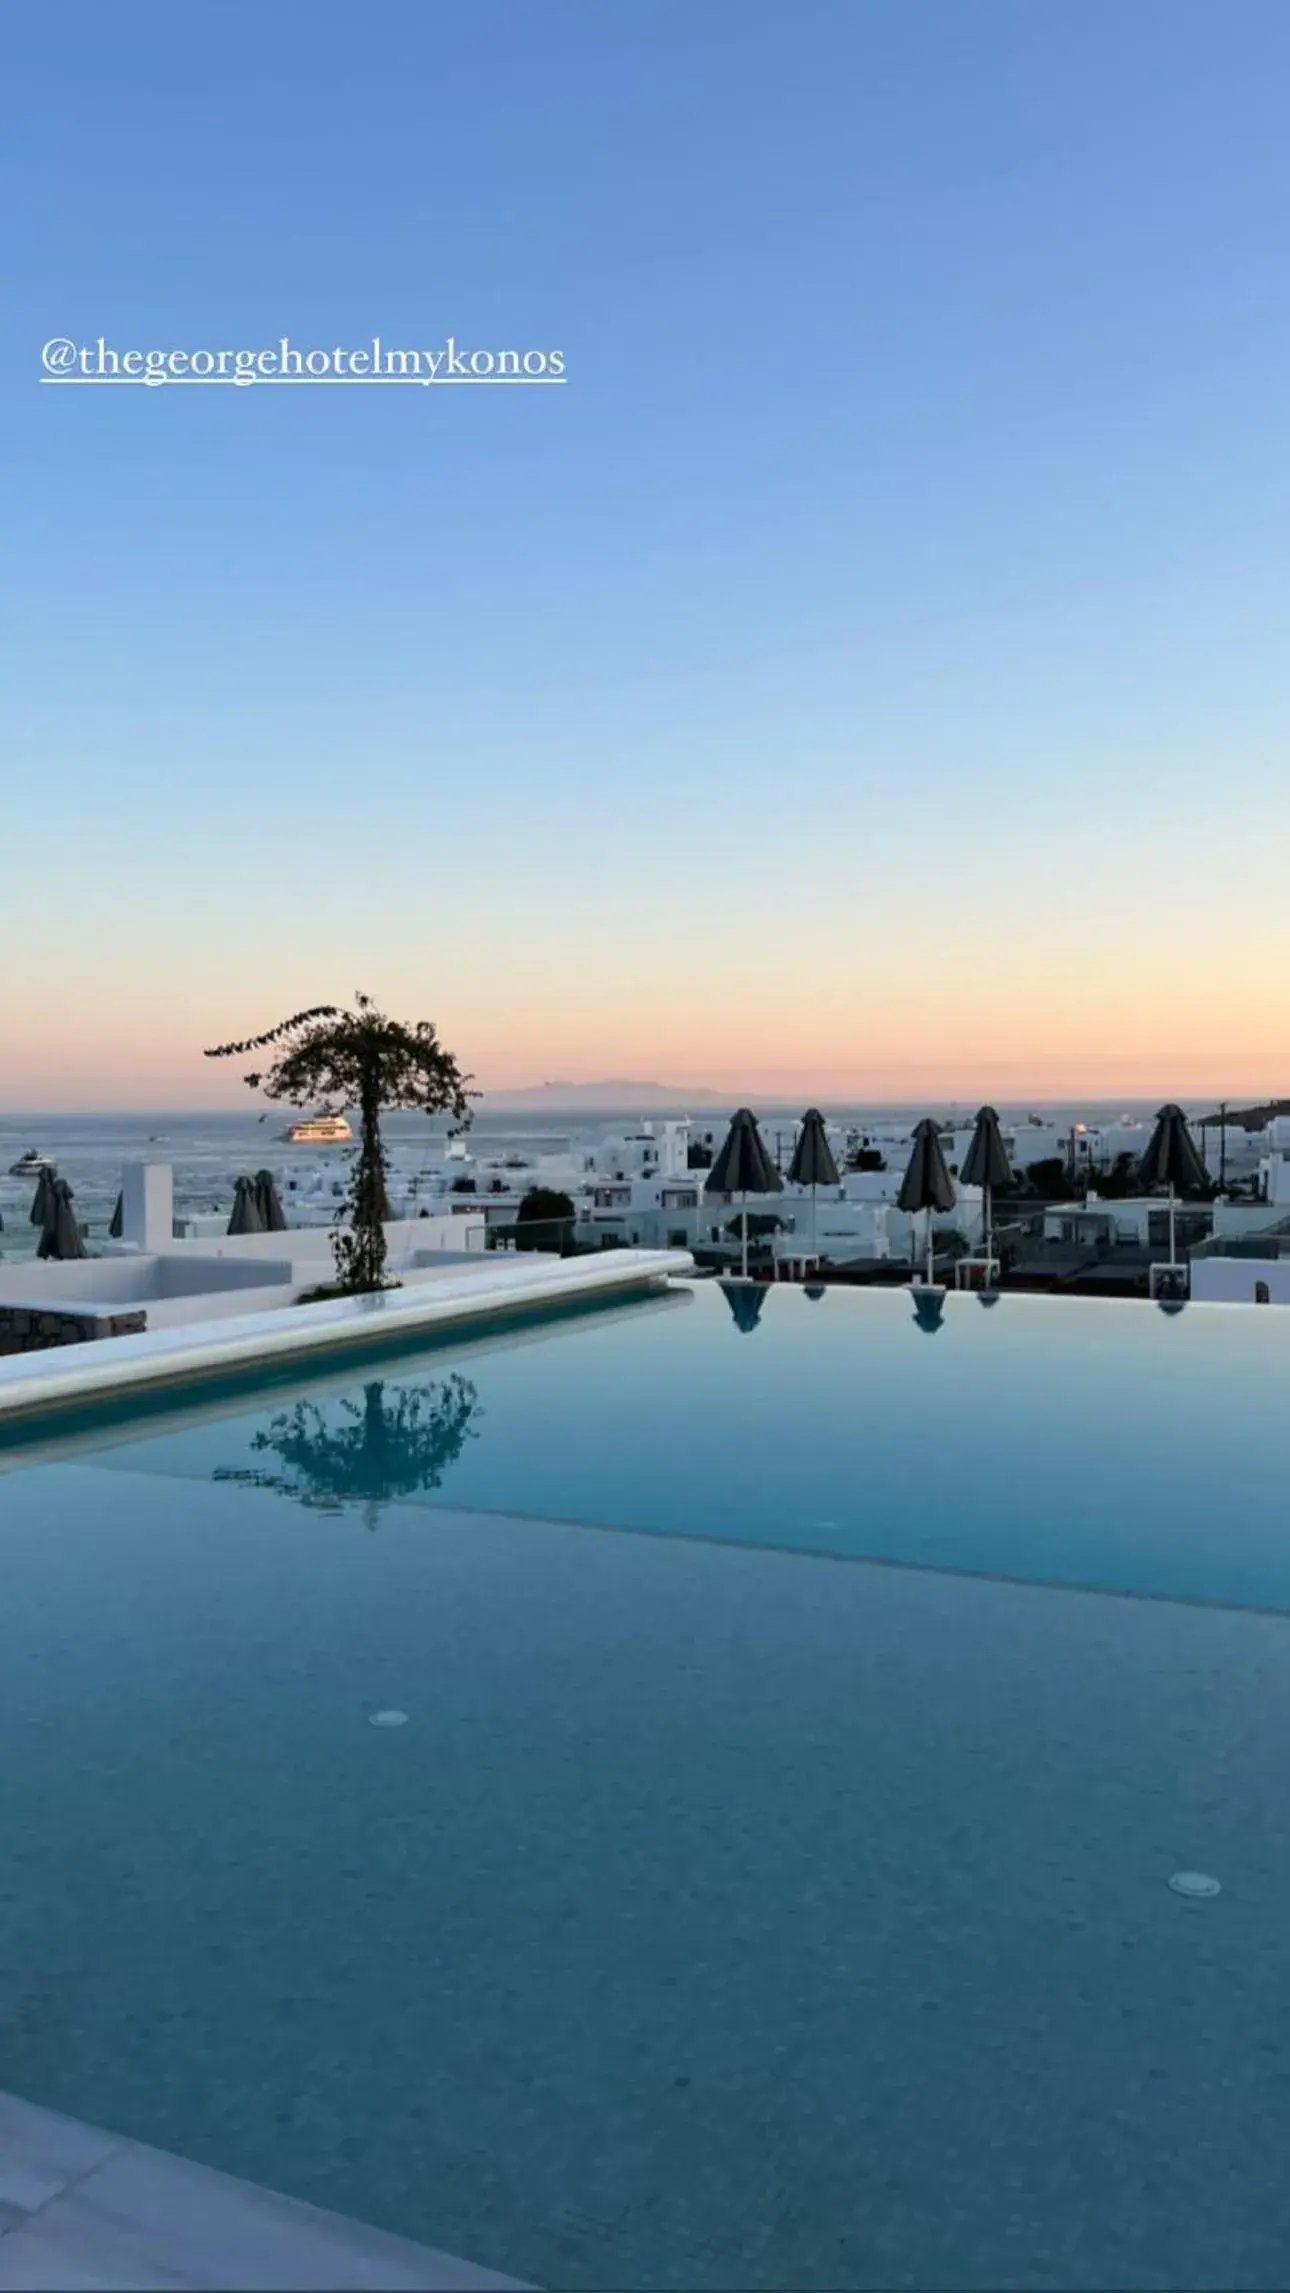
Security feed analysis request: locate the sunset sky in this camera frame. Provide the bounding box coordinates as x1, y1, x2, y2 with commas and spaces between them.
4, 1, 1289, 1111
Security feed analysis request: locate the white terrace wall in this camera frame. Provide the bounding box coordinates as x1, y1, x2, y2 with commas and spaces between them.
158, 1214, 485, 1262
1190, 1259, 1290, 1306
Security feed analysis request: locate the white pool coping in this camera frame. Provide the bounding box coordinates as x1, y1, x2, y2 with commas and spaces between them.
0, 1251, 693, 1426
0, 2086, 527, 2288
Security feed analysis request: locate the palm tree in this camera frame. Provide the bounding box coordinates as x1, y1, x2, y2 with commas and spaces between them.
204, 993, 474, 1294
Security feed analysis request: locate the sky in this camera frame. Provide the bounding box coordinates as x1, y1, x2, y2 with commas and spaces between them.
3, 0, 1289, 1110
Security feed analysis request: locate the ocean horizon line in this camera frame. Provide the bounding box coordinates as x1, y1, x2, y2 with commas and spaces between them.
0, 1093, 1267, 1121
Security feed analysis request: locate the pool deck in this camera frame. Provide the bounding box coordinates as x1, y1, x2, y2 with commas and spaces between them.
0, 1250, 692, 1427
0, 2089, 527, 2289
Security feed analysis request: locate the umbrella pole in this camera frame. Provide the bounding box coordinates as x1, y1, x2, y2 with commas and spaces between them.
810, 1183, 817, 1264
741, 1195, 748, 1280
1169, 1185, 1177, 1268
926, 1206, 934, 1287
984, 1180, 992, 1269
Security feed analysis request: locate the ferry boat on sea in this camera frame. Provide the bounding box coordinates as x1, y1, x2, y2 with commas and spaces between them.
278, 1114, 353, 1146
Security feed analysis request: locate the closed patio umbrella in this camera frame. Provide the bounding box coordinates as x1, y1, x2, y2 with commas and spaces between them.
29, 1167, 58, 1230
788, 1108, 840, 1263
959, 1106, 1011, 1273
37, 1177, 87, 1261
109, 1191, 124, 1238
227, 1175, 266, 1236
705, 1109, 782, 1279
897, 1118, 956, 1288
1139, 1104, 1209, 1271
254, 1168, 288, 1231
720, 1278, 769, 1334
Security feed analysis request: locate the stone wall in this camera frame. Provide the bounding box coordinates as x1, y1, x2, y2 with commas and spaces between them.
0, 1307, 148, 1355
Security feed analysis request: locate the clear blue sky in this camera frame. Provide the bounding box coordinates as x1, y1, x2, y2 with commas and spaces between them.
4, 1, 1289, 1106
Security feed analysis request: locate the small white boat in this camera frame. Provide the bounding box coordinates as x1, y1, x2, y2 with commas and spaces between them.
8, 1149, 55, 1177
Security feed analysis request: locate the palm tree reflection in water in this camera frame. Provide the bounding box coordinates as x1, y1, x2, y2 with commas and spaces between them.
213, 1374, 480, 1531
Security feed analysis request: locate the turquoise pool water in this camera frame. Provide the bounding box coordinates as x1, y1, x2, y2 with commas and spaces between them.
3, 1282, 1290, 2289
17, 1279, 1290, 1613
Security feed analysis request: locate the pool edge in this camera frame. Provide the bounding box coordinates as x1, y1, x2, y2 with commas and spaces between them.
0, 1251, 694, 1428
0, 2084, 530, 2288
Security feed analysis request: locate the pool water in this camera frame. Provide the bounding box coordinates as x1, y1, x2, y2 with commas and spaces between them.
3, 1281, 1290, 2289
26, 1279, 1290, 1614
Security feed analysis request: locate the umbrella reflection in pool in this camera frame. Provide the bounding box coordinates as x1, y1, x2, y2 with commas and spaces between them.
720, 1279, 769, 1334
911, 1286, 946, 1334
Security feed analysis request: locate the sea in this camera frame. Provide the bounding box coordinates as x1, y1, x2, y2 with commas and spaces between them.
0, 1100, 1199, 1261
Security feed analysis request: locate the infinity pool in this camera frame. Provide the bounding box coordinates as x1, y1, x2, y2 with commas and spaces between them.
16, 1278, 1290, 1612
2, 1282, 1290, 2288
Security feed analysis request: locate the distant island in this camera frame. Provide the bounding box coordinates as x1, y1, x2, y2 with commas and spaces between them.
477, 1079, 730, 1112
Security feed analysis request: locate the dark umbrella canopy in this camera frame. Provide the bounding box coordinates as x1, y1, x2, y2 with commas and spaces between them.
1139, 1105, 1209, 1195
705, 1110, 782, 1197
789, 1107, 839, 1260
720, 1278, 769, 1334
899, 1118, 956, 1288
788, 1110, 840, 1189
254, 1168, 288, 1231
803, 1283, 826, 1302
897, 1120, 957, 1214
960, 1105, 1011, 1268
37, 1177, 87, 1261
29, 1167, 58, 1229
227, 1176, 266, 1236
707, 1109, 782, 1278
959, 1107, 1012, 1191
